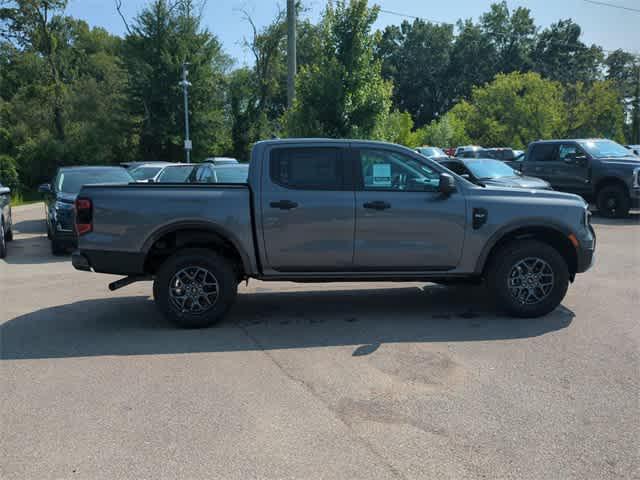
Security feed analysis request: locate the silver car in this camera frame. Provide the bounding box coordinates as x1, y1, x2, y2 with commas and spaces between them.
0, 183, 14, 258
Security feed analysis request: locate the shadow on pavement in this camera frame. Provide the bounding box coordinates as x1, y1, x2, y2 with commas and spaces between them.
1, 286, 574, 360
3, 218, 70, 265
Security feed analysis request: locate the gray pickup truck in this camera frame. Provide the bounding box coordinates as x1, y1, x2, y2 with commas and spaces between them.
72, 139, 596, 328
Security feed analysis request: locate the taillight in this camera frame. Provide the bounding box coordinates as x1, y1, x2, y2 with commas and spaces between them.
75, 197, 93, 235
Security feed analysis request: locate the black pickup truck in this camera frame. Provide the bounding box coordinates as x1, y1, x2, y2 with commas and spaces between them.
512, 139, 640, 217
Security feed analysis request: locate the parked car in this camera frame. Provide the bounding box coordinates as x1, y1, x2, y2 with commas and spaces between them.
155, 164, 199, 183
72, 139, 595, 328
188, 163, 249, 183
130, 162, 178, 182
626, 145, 640, 156
482, 148, 520, 162
202, 157, 239, 166
518, 139, 640, 217
455, 145, 484, 158
443, 147, 456, 157
415, 146, 449, 161
439, 158, 552, 190
38, 166, 133, 254
0, 183, 14, 259
120, 161, 170, 170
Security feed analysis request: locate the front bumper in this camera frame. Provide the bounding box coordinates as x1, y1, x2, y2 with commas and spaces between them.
576, 224, 596, 273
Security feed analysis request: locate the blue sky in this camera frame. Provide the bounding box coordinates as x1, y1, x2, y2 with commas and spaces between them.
67, 0, 640, 67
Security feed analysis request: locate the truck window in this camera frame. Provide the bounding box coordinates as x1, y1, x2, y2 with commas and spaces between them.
529, 144, 557, 162
558, 143, 582, 161
270, 148, 344, 190
359, 149, 440, 192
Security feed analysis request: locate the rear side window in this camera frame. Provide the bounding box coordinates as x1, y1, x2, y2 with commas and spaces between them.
529, 144, 557, 162
270, 147, 344, 190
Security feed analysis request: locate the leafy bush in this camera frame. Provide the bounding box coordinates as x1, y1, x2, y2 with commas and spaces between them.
0, 154, 20, 192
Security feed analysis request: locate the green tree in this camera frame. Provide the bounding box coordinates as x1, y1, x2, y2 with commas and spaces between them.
452, 72, 567, 148
0, 154, 19, 191
480, 1, 536, 74
123, 0, 230, 162
605, 49, 639, 143
376, 19, 454, 126
565, 81, 625, 142
532, 19, 603, 84
285, 0, 392, 138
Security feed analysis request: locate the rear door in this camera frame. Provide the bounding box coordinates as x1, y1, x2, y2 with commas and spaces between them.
353, 147, 466, 270
261, 146, 355, 271
522, 143, 557, 184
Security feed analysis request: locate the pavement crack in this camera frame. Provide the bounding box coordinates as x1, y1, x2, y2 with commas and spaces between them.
238, 324, 407, 480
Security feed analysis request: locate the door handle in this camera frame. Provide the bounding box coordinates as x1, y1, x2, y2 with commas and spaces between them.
363, 201, 391, 210
270, 200, 298, 210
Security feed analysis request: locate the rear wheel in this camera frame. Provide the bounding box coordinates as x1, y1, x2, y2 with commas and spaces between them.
597, 185, 630, 218
488, 240, 569, 318
4, 225, 12, 241
153, 248, 238, 328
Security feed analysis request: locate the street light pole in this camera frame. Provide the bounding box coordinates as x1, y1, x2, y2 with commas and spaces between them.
179, 63, 192, 163
287, 0, 296, 108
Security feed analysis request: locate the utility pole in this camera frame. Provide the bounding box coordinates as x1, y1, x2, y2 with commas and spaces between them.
287, 0, 297, 108
179, 63, 192, 163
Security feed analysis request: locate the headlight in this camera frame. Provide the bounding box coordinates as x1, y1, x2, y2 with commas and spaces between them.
54, 201, 73, 210
633, 168, 640, 189
582, 206, 591, 226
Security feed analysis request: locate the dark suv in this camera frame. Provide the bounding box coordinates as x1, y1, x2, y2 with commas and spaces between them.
517, 139, 640, 217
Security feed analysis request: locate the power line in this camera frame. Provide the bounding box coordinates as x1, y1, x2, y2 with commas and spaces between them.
582, 0, 640, 13
378, 8, 451, 25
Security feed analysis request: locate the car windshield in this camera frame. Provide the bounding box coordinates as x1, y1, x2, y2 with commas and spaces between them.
465, 159, 517, 179
418, 147, 446, 157
579, 140, 631, 158
215, 166, 249, 183
156, 165, 196, 183
130, 166, 163, 181
58, 169, 132, 193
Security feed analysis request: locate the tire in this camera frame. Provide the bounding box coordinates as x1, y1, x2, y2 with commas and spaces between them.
153, 248, 238, 328
487, 239, 569, 318
597, 185, 630, 218
4, 226, 12, 242
0, 218, 6, 259
50, 236, 67, 255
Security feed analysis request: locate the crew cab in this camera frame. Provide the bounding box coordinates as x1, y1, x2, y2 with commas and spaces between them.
72, 139, 596, 328
515, 139, 640, 217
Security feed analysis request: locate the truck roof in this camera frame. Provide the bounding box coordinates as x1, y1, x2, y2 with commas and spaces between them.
255, 138, 403, 147
529, 138, 605, 144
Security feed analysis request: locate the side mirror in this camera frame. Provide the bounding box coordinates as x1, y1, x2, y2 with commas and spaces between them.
38, 183, 52, 194
574, 155, 588, 166
438, 173, 456, 195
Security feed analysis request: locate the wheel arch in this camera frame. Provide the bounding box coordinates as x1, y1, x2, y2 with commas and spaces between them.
594, 176, 629, 196
476, 224, 578, 280
142, 221, 252, 278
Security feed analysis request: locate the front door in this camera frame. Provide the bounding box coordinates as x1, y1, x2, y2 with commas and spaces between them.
353, 147, 466, 270
261, 146, 355, 272
554, 142, 591, 194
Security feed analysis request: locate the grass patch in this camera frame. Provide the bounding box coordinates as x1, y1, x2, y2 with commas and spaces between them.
11, 190, 42, 206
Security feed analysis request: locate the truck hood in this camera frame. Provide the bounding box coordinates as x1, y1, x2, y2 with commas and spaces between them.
482, 176, 551, 190
599, 156, 640, 167
470, 183, 586, 205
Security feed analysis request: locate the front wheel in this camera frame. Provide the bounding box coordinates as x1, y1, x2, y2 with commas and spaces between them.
487, 240, 569, 318
153, 248, 238, 328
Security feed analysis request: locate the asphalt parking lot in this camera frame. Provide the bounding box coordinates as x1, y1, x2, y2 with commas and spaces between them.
1, 202, 639, 479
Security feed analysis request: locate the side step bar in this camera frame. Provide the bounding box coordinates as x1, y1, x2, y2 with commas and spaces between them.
108, 275, 154, 291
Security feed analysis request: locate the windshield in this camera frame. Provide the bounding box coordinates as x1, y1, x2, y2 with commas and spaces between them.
58, 169, 132, 194
417, 147, 446, 158
130, 166, 163, 181
465, 159, 517, 179
156, 165, 196, 183
579, 140, 631, 158
215, 166, 249, 183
